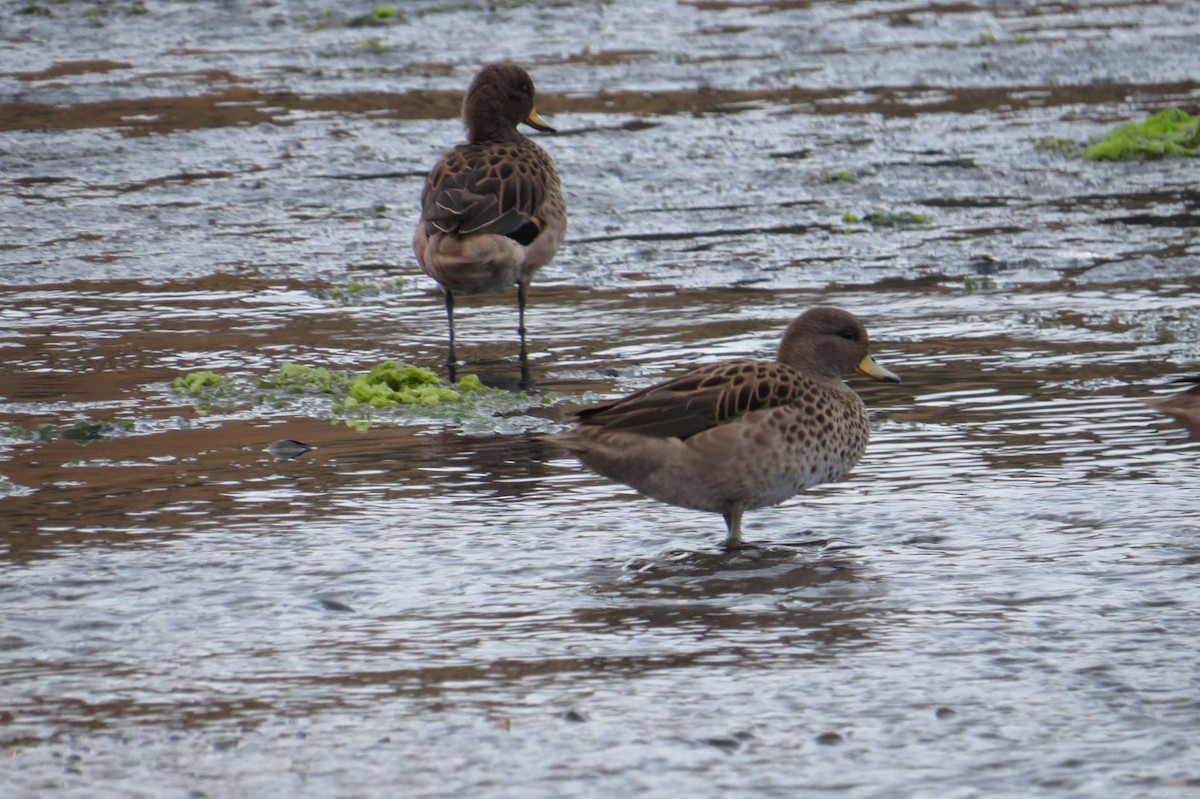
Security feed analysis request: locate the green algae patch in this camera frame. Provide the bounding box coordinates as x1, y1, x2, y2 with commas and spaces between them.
1034, 136, 1084, 157
866, 210, 926, 227
172, 370, 240, 413
173, 370, 227, 394
1, 417, 135, 446
843, 210, 926, 228
315, 277, 408, 305
842, 209, 926, 234
1085, 108, 1200, 161
370, 5, 402, 20
259, 363, 352, 396
172, 361, 555, 433
345, 363, 484, 410
975, 30, 1029, 46
348, 4, 408, 26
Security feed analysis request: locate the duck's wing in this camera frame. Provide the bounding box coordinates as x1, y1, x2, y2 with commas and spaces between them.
576, 360, 810, 440
420, 142, 548, 241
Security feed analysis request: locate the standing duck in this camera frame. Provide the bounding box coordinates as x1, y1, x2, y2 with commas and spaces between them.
551, 307, 900, 549
413, 64, 566, 386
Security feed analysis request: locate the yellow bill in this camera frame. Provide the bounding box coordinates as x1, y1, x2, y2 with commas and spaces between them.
857, 354, 901, 383
524, 107, 556, 133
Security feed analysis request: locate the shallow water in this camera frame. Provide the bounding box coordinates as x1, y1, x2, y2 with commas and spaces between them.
3, 1, 1200, 797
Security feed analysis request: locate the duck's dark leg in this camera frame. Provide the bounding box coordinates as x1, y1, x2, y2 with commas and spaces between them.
444, 288, 457, 383
517, 281, 531, 389
722, 509, 746, 550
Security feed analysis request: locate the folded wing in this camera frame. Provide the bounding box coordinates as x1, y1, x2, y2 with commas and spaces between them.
576, 360, 809, 440
421, 144, 547, 241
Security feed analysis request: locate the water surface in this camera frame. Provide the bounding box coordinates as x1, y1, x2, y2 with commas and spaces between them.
2, 1, 1199, 797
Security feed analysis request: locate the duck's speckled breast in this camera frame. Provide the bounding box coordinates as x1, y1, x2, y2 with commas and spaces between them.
683, 381, 871, 512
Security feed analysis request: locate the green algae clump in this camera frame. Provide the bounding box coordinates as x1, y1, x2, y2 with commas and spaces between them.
865, 210, 926, 227
259, 363, 351, 395
3, 418, 134, 445
170, 360, 545, 432
370, 4, 402, 20
1085, 108, 1200, 161
344, 362, 483, 409
173, 371, 227, 394
1033, 136, 1083, 157
348, 4, 407, 26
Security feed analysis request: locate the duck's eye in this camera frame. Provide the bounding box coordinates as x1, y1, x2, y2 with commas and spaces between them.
837, 327, 860, 341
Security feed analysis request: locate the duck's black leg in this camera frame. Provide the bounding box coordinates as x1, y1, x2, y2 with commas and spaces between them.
722, 509, 746, 550
444, 289, 457, 383
517, 282, 532, 389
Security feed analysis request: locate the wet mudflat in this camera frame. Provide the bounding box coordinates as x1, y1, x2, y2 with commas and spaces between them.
2, 0, 1200, 797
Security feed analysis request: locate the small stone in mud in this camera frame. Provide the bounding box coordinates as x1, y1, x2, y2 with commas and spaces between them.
318, 597, 354, 613
266, 438, 314, 459
702, 736, 742, 753
902, 533, 947, 545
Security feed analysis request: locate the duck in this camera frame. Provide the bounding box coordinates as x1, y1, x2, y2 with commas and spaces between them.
1146, 375, 1200, 438
413, 63, 566, 386
550, 307, 900, 549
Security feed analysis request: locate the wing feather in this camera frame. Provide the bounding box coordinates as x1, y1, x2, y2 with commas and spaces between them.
421, 143, 547, 239
576, 360, 809, 440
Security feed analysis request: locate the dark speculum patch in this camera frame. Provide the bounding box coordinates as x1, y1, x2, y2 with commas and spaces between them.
506, 219, 541, 246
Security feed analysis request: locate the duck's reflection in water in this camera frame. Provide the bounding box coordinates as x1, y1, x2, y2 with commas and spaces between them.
576, 544, 882, 666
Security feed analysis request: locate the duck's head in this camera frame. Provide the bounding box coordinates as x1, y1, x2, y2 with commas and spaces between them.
778, 306, 900, 383
463, 63, 555, 142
